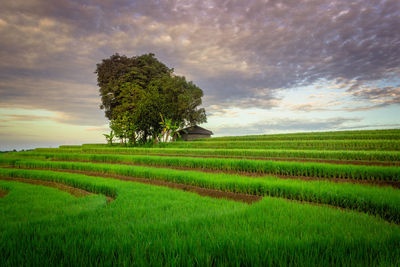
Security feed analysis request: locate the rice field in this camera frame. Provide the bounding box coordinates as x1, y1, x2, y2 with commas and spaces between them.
1, 129, 400, 266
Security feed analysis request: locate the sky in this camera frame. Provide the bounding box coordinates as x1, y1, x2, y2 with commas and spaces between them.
0, 0, 399, 150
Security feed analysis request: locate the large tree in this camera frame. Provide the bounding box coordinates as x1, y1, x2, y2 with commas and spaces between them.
95, 53, 206, 143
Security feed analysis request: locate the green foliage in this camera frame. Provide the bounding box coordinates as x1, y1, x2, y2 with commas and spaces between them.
95, 53, 206, 143
103, 130, 115, 145
158, 113, 180, 143
109, 112, 137, 145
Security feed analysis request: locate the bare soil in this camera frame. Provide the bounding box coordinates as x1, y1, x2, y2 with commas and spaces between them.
0, 176, 114, 202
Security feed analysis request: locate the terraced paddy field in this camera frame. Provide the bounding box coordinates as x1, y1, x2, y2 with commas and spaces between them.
1, 129, 400, 266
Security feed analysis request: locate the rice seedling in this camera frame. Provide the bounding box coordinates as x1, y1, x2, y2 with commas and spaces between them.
10, 152, 400, 181
2, 159, 400, 223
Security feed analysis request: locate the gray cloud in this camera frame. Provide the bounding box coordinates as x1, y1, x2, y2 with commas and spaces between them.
213, 117, 364, 136
0, 114, 53, 122
350, 86, 400, 102
337, 123, 400, 130
0, 0, 399, 125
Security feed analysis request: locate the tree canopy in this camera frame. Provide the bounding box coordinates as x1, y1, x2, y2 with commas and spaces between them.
95, 53, 206, 144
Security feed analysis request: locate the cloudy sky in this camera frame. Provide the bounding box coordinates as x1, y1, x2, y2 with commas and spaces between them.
1, 0, 400, 150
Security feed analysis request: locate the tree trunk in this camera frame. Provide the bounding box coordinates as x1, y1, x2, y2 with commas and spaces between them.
143, 130, 147, 142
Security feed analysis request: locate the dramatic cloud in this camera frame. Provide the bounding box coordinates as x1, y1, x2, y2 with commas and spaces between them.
212, 117, 364, 136
0, 0, 399, 149
1, 0, 400, 117
0, 114, 53, 122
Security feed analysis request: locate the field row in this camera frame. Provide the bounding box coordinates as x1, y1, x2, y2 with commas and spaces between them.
2, 167, 400, 266
157, 140, 400, 150
59, 139, 400, 151
36, 147, 400, 163
12, 152, 400, 181
201, 131, 400, 141
1, 159, 400, 224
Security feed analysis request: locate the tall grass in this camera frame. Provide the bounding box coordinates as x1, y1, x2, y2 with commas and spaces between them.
158, 140, 400, 150
2, 159, 400, 223
201, 132, 400, 141
35, 147, 400, 162
12, 152, 400, 181
58, 145, 82, 149
1, 168, 399, 266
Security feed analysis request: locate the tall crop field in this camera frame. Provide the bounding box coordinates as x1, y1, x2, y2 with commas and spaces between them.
157, 139, 400, 150
1, 129, 400, 265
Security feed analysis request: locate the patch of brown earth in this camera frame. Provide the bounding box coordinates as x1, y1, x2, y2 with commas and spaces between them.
0, 188, 8, 198
0, 176, 114, 202
53, 159, 400, 189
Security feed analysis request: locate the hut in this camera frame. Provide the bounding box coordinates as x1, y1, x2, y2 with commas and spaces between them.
179, 126, 213, 141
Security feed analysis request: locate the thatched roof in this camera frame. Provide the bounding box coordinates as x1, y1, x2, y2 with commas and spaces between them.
179, 125, 213, 135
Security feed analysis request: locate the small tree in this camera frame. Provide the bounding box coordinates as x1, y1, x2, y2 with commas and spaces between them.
96, 53, 207, 144
103, 130, 115, 145
110, 112, 137, 145
159, 113, 180, 143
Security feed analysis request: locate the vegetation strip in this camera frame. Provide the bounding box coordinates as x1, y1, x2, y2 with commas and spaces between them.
0, 176, 110, 200
101, 153, 400, 167
2, 159, 400, 223
3, 168, 399, 266
37, 168, 261, 204
14, 152, 400, 181
47, 159, 400, 189
2, 166, 396, 220
0, 167, 117, 201
34, 148, 400, 165
21, 168, 380, 212
199, 129, 400, 141
44, 147, 400, 162
157, 139, 400, 150
80, 147, 400, 162
202, 134, 400, 141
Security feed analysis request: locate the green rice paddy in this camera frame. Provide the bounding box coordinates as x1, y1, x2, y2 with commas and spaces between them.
1, 129, 400, 266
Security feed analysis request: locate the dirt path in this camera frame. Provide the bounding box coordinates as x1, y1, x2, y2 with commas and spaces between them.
0, 176, 114, 202
52, 159, 400, 189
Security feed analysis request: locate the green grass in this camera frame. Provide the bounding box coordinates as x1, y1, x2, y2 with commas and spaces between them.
1, 168, 400, 266
58, 145, 82, 149
2, 160, 400, 223
3, 128, 400, 265
157, 139, 400, 150
11, 152, 400, 181
35, 147, 400, 162
199, 130, 400, 141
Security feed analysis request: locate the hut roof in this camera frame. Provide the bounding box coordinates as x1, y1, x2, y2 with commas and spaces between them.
179, 125, 213, 135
